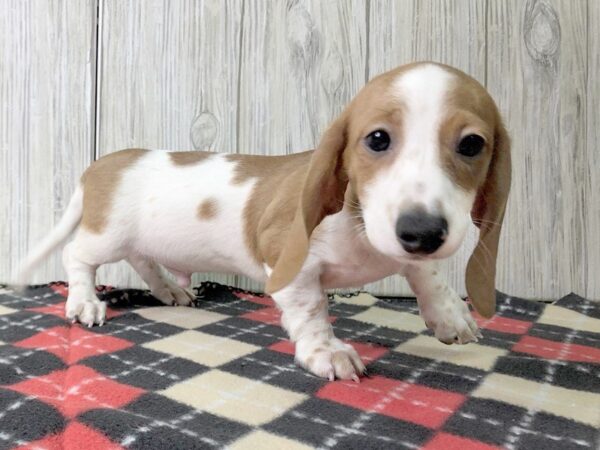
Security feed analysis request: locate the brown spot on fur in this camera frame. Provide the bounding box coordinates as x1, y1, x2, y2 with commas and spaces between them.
197, 198, 218, 220
169, 151, 213, 166
80, 148, 147, 233
225, 152, 313, 266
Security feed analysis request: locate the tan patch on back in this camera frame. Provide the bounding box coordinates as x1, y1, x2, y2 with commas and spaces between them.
169, 151, 213, 166
197, 198, 218, 220
80, 148, 147, 233
225, 152, 313, 266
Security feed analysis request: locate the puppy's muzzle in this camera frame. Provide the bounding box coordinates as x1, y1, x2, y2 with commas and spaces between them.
396, 209, 448, 255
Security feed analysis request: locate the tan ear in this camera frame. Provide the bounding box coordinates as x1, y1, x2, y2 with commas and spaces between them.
466, 120, 511, 317
265, 115, 349, 294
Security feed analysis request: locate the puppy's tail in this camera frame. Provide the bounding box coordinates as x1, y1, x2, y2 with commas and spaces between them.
13, 185, 84, 286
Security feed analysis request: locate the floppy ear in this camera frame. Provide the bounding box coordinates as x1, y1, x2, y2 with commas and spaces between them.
465, 120, 511, 318
265, 115, 349, 294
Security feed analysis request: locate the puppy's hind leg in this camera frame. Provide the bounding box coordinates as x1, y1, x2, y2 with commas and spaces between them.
127, 256, 195, 306
63, 242, 106, 327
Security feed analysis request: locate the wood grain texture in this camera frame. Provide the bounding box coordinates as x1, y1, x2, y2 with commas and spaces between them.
586, 0, 599, 299
95, 0, 243, 287
0, 0, 96, 284
235, 0, 368, 155
365, 0, 487, 296
487, 0, 590, 299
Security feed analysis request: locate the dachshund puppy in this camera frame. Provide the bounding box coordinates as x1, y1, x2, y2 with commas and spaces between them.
16, 62, 511, 381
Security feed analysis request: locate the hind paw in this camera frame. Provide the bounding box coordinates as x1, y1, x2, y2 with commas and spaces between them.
152, 282, 195, 306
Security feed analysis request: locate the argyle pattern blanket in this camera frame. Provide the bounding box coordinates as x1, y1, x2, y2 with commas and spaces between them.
0, 282, 598, 450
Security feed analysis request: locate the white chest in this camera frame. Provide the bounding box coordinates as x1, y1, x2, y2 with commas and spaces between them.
312, 210, 404, 289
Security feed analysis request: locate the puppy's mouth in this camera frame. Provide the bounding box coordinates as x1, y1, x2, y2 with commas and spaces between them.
398, 251, 443, 263
392, 235, 463, 262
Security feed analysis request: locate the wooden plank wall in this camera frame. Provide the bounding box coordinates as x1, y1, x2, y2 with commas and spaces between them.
0, 0, 97, 283
588, 0, 599, 300
1, 0, 598, 301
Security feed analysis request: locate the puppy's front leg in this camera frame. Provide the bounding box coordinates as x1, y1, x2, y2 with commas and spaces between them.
405, 263, 482, 344
272, 279, 365, 381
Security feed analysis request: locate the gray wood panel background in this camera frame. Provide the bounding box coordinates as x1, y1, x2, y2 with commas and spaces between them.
0, 0, 97, 284
1, 0, 598, 301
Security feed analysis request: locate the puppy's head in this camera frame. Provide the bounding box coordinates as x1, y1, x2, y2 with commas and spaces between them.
267, 62, 511, 317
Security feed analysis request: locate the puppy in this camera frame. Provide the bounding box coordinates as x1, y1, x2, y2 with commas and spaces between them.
16, 62, 511, 381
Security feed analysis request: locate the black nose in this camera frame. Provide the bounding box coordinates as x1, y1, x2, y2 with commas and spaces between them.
396, 210, 448, 254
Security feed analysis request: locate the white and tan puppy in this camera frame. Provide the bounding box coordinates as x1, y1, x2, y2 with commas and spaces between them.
16, 62, 511, 381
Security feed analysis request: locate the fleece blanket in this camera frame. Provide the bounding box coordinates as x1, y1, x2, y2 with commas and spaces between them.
0, 282, 598, 450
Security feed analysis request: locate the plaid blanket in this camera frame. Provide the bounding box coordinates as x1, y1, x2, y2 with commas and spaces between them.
0, 282, 598, 450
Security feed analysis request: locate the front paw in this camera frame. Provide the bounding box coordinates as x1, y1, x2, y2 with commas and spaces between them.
65, 297, 107, 327
296, 338, 366, 381
424, 297, 482, 345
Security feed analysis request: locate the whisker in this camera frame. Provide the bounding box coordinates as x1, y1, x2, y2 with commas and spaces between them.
470, 247, 492, 282
477, 238, 494, 261
474, 218, 502, 226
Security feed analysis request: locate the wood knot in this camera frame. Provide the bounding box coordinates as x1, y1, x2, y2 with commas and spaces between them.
190, 111, 219, 150
523, 0, 561, 68
321, 46, 344, 96
286, 3, 320, 70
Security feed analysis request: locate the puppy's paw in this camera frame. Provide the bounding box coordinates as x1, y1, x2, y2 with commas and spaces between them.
65, 297, 107, 327
296, 338, 366, 381
424, 296, 481, 345
152, 282, 195, 306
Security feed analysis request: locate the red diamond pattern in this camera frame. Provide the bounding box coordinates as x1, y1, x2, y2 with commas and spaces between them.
243, 307, 336, 326
269, 339, 389, 363
473, 312, 532, 335
422, 432, 502, 450
7, 365, 144, 418
14, 325, 133, 364
14, 421, 124, 450
233, 291, 275, 307
513, 335, 600, 363
241, 307, 284, 325
268, 339, 296, 354
29, 301, 122, 321
317, 375, 465, 428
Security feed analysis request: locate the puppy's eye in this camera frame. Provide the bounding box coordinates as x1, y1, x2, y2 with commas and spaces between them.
365, 130, 391, 152
457, 134, 485, 157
